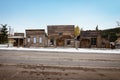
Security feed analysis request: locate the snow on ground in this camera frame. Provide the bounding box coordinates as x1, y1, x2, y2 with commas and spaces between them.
0, 44, 8, 47
0, 47, 120, 54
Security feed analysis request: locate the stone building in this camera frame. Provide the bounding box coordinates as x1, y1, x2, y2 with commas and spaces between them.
80, 30, 102, 48
8, 33, 25, 47
47, 25, 75, 47
25, 29, 47, 47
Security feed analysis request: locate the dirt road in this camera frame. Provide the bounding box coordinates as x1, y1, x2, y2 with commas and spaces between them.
0, 50, 120, 80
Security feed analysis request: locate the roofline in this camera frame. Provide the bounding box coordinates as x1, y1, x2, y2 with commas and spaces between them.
102, 27, 120, 31
47, 25, 75, 27
8, 36, 24, 39
25, 29, 45, 31
14, 32, 24, 34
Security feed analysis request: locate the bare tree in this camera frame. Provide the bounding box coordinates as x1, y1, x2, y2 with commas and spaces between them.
116, 21, 120, 26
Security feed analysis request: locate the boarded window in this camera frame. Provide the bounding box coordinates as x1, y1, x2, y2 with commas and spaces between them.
33, 37, 36, 43
39, 37, 42, 43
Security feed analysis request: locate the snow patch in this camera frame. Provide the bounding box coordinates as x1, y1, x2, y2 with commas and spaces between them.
0, 47, 120, 54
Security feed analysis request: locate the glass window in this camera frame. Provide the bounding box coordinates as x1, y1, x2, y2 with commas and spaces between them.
91, 38, 97, 45
39, 37, 42, 43
50, 39, 54, 45
59, 32, 63, 36
67, 40, 71, 45
27, 38, 30, 42
33, 37, 36, 43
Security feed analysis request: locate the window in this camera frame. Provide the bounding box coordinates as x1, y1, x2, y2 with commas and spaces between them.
33, 37, 36, 43
91, 38, 97, 45
50, 39, 54, 45
27, 38, 30, 43
67, 40, 71, 45
39, 37, 42, 43
59, 32, 63, 36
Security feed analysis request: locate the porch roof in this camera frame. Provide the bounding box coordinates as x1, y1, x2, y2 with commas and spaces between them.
8, 36, 24, 39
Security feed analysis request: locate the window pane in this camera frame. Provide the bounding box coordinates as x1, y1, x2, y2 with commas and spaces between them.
34, 38, 36, 43
91, 38, 96, 45
50, 39, 54, 45
39, 37, 42, 43
67, 40, 71, 45
27, 38, 30, 42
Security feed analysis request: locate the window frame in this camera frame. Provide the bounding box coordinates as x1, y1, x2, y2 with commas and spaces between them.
27, 38, 30, 43
91, 38, 97, 45
39, 37, 42, 43
67, 40, 71, 45
33, 37, 36, 43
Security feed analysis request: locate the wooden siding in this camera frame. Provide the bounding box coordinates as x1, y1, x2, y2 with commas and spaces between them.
48, 25, 74, 36
26, 29, 45, 36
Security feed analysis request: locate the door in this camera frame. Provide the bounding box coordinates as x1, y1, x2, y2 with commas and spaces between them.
56, 38, 64, 47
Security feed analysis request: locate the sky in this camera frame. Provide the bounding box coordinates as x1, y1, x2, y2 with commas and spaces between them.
0, 0, 120, 33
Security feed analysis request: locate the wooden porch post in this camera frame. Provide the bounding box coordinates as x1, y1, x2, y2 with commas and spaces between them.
18, 38, 20, 47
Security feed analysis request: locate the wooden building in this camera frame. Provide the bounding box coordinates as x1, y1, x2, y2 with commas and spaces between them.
25, 29, 47, 47
8, 33, 25, 47
80, 31, 102, 48
115, 38, 120, 49
47, 25, 75, 47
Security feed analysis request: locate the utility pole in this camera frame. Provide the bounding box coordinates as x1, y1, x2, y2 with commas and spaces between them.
8, 26, 11, 36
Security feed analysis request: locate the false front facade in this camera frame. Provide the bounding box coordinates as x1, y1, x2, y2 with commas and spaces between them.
80, 31, 102, 48
47, 25, 75, 47
25, 29, 47, 47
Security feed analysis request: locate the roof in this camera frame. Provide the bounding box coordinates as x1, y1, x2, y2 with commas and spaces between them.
8, 36, 24, 39
47, 25, 74, 27
26, 29, 45, 31
14, 33, 24, 36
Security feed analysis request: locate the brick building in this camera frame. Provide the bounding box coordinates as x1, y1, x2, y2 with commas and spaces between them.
25, 29, 47, 47
47, 25, 75, 47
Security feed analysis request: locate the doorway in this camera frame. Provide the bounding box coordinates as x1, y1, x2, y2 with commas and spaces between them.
56, 38, 64, 47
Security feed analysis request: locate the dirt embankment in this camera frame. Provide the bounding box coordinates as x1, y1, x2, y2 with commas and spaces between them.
0, 63, 120, 80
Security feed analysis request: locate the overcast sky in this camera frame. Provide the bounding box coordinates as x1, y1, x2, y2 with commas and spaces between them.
0, 0, 120, 33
